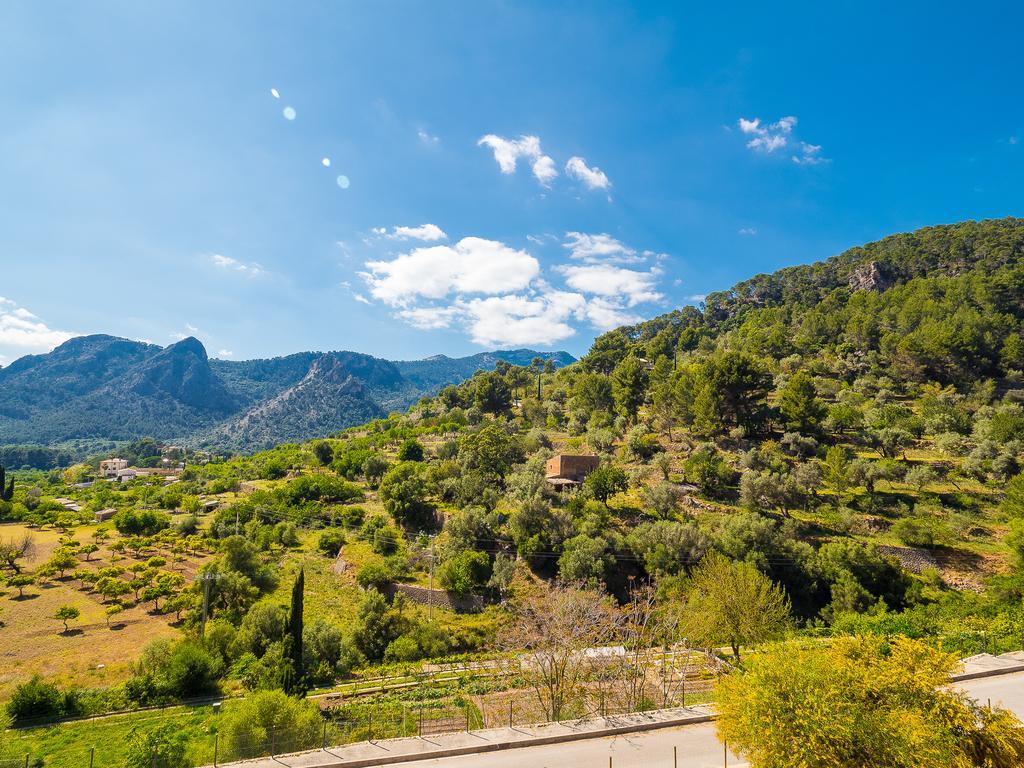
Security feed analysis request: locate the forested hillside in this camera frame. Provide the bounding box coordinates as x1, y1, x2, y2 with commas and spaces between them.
3, 218, 1024, 765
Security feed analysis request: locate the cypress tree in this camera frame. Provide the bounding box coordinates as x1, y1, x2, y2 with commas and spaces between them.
288, 568, 304, 690
0, 466, 13, 502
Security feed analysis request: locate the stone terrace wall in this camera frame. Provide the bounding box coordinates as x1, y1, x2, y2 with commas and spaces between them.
383, 583, 487, 613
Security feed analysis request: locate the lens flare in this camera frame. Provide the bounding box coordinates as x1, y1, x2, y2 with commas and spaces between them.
282, 106, 296, 121
336, 175, 350, 189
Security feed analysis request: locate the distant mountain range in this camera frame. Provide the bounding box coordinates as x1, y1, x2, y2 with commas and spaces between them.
0, 336, 574, 452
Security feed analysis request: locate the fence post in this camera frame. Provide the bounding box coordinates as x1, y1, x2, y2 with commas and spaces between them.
89, 747, 94, 768
322, 718, 328, 749
271, 727, 276, 757
369, 709, 373, 742
724, 739, 728, 768
674, 745, 678, 768
465, 702, 470, 732
508, 700, 513, 728
214, 734, 219, 767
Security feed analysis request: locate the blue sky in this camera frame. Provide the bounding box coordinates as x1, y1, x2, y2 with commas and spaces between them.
1, 1, 1022, 365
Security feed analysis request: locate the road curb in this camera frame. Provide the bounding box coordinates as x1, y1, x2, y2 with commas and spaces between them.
211, 710, 715, 768
950, 663, 1024, 682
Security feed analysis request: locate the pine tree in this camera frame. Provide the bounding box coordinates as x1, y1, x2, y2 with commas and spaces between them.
778, 371, 827, 434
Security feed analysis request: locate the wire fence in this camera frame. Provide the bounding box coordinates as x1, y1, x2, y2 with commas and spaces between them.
1, 650, 725, 767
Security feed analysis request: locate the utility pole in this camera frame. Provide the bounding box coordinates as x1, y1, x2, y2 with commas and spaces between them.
234, 507, 240, 536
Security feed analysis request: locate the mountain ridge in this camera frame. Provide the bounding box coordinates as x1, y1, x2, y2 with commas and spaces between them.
0, 338, 574, 452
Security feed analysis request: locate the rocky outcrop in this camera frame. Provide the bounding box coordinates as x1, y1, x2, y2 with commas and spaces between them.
848, 261, 892, 292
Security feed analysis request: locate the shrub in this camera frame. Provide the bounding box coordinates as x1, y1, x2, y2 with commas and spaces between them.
124, 723, 189, 768
355, 561, 394, 590
219, 690, 322, 760
892, 517, 941, 548
317, 529, 346, 557
397, 439, 425, 462
437, 550, 490, 596
7, 676, 79, 723
162, 642, 223, 698
114, 509, 170, 536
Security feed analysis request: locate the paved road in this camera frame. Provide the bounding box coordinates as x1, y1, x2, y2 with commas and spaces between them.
375, 672, 1024, 768
953, 671, 1024, 714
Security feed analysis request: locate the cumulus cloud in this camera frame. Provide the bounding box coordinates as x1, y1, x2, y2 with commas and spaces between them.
360, 230, 666, 346
563, 232, 640, 264
565, 156, 611, 190
217, 349, 234, 357
362, 237, 540, 306
210, 253, 266, 277
477, 134, 558, 186
460, 292, 585, 346
738, 227, 758, 236
0, 297, 75, 356
584, 297, 642, 330
559, 264, 663, 305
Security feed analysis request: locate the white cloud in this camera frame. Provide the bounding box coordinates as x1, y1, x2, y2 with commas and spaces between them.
747, 134, 788, 152
738, 115, 797, 153
362, 229, 666, 346
565, 156, 611, 190
217, 349, 234, 357
792, 142, 828, 166
584, 297, 642, 330
738, 116, 829, 165
210, 253, 266, 278
559, 264, 663, 305
362, 237, 540, 305
381, 223, 448, 242
477, 134, 558, 186
563, 232, 641, 264
687, 294, 707, 302
532, 155, 558, 186
460, 292, 585, 346
417, 128, 440, 147
353, 293, 371, 305
0, 297, 75, 355
398, 306, 461, 329
738, 227, 758, 236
